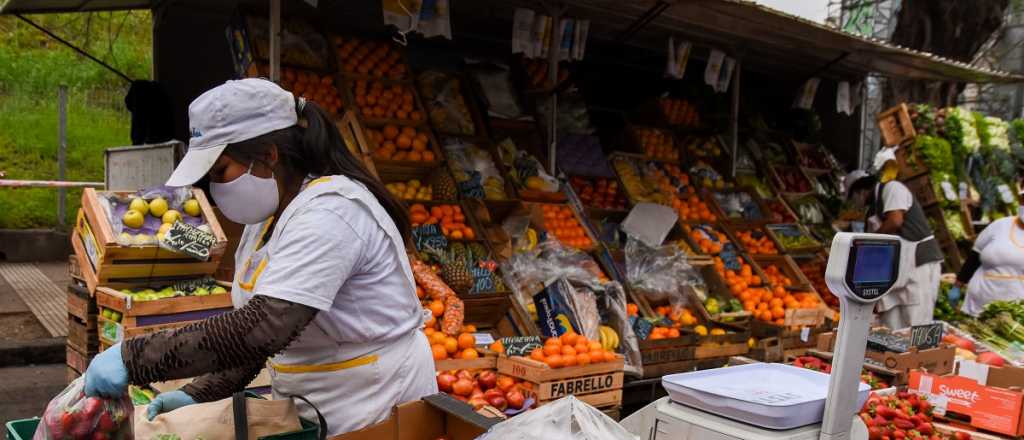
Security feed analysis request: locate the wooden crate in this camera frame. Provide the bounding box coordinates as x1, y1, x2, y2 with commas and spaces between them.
66, 344, 94, 374
73, 188, 228, 292
95, 286, 232, 317
66, 366, 82, 384
767, 165, 816, 201
434, 354, 499, 373
334, 110, 379, 179
67, 315, 98, 355
497, 354, 625, 409
679, 222, 735, 259
877, 103, 916, 147
750, 255, 815, 292
66, 283, 97, 324
97, 314, 203, 344
68, 254, 83, 282
902, 173, 938, 208
764, 223, 822, 254
707, 187, 770, 224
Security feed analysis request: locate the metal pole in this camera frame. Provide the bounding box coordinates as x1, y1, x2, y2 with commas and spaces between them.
269, 0, 281, 82
730, 58, 741, 178
546, 8, 563, 175
58, 86, 67, 226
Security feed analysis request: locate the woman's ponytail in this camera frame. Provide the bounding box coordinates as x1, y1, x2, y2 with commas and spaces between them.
296, 101, 412, 243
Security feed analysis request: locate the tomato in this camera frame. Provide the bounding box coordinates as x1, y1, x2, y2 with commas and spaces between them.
97, 412, 116, 433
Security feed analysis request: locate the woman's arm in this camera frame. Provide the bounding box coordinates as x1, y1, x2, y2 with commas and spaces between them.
181, 363, 264, 403
122, 295, 317, 386
956, 250, 981, 285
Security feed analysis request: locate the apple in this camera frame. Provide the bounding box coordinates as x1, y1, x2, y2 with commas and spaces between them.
451, 379, 474, 397
132, 233, 152, 245
183, 199, 201, 217
483, 388, 504, 402
193, 287, 210, 296
436, 373, 457, 393
122, 209, 145, 229
496, 375, 516, 392
485, 395, 508, 411
506, 389, 525, 410
129, 198, 149, 216
477, 370, 498, 390
149, 197, 169, 217
162, 210, 182, 224
455, 370, 474, 382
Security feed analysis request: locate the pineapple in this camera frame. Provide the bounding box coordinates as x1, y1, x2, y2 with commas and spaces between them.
430, 168, 458, 200
428, 244, 474, 294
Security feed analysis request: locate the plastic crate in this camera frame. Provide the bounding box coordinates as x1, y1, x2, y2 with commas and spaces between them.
5, 418, 38, 440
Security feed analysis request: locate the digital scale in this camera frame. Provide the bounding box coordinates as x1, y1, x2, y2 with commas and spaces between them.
621, 233, 907, 440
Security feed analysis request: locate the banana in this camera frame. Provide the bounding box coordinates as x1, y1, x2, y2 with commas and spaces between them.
599, 325, 620, 351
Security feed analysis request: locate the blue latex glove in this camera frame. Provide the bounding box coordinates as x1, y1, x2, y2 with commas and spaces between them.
948, 285, 962, 304
84, 342, 128, 398
147, 390, 197, 421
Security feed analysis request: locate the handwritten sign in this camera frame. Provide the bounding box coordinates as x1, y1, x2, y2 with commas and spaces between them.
413, 224, 448, 252
159, 222, 216, 261
500, 336, 542, 357
910, 323, 943, 350
940, 181, 958, 201
457, 172, 486, 199
470, 266, 496, 294
631, 317, 654, 342
172, 276, 217, 294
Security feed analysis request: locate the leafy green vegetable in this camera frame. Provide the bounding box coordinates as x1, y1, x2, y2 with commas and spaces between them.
914, 135, 955, 176
943, 209, 966, 241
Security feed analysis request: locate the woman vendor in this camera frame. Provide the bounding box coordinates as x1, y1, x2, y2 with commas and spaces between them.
953, 207, 1024, 316
83, 78, 437, 436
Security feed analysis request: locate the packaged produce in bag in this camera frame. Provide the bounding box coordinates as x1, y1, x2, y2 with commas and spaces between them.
34, 377, 133, 440
478, 395, 637, 440
624, 235, 703, 308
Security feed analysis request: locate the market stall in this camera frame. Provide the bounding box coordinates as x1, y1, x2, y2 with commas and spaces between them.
4, 0, 1024, 438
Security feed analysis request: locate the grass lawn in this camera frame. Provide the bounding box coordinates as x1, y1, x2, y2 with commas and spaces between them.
0, 95, 131, 228
0, 12, 149, 229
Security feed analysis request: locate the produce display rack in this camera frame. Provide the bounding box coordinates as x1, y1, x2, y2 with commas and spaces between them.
748, 255, 815, 292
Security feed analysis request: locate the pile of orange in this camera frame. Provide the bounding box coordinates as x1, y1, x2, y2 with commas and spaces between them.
658, 97, 700, 128
733, 229, 778, 255
684, 224, 730, 254
352, 80, 423, 122
525, 332, 618, 369
636, 128, 678, 162
426, 325, 481, 361
671, 195, 716, 222
277, 68, 342, 116
717, 259, 821, 325
366, 125, 435, 162
760, 264, 794, 288
626, 303, 639, 317
541, 204, 593, 250
334, 37, 408, 80
409, 204, 476, 240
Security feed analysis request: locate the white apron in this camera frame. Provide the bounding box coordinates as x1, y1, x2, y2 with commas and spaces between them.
964, 221, 1024, 316
230, 176, 436, 437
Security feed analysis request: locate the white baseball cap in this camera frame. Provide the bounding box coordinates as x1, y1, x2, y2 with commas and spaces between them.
166, 78, 298, 187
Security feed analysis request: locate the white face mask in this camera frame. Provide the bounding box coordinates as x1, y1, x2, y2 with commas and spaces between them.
210, 162, 279, 225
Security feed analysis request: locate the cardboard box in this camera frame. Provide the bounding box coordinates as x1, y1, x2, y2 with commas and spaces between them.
816, 331, 955, 384
909, 365, 1024, 437
332, 394, 497, 440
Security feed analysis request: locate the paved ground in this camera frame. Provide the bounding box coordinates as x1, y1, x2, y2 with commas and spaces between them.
0, 261, 73, 424
0, 364, 67, 424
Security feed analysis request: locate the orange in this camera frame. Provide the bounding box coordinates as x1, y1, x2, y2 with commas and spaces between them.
444, 337, 459, 354
560, 331, 579, 346
772, 307, 785, 320
543, 344, 561, 357
424, 327, 436, 337
667, 328, 681, 338
562, 354, 578, 367
457, 333, 476, 350
430, 331, 447, 345
573, 343, 590, 354
545, 354, 564, 369
460, 348, 479, 359
401, 126, 417, 137
577, 352, 591, 366
561, 345, 576, 356
396, 135, 412, 149
544, 336, 561, 346
425, 314, 436, 328
429, 300, 445, 317
589, 341, 603, 352
422, 151, 436, 161
530, 348, 546, 362
431, 344, 447, 360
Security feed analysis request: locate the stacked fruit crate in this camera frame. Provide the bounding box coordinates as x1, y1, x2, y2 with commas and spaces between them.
66, 256, 97, 382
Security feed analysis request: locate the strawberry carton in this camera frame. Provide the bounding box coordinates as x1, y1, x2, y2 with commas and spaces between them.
909, 363, 1024, 437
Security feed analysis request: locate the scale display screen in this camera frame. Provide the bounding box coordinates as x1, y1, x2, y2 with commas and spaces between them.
844, 239, 900, 301
852, 245, 895, 284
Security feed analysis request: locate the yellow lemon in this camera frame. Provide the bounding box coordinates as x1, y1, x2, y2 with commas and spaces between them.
149, 197, 169, 217
710, 328, 726, 336
183, 199, 201, 217
122, 209, 145, 229
129, 198, 149, 216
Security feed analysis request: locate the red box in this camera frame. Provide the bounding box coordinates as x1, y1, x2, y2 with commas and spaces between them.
909, 367, 1024, 437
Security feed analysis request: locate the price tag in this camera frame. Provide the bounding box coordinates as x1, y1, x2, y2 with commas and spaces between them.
800, 327, 810, 343
160, 222, 216, 261
940, 181, 958, 201
910, 323, 943, 349
413, 224, 448, 252
959, 182, 969, 201
499, 336, 542, 357
473, 332, 495, 346
172, 276, 217, 294
470, 266, 496, 293
632, 317, 654, 342
998, 184, 1015, 203
704, 49, 725, 89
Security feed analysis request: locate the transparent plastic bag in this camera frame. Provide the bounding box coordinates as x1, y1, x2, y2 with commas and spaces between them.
467, 60, 524, 119
624, 235, 703, 309
478, 395, 638, 440
34, 377, 134, 440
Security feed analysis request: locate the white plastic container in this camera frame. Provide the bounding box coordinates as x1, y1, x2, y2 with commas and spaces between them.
662, 363, 870, 430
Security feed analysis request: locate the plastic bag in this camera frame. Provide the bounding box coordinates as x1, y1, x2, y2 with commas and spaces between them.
478, 395, 638, 440
467, 60, 525, 119
34, 377, 133, 440
624, 235, 703, 309
102, 186, 208, 246
444, 139, 507, 200
419, 71, 475, 135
